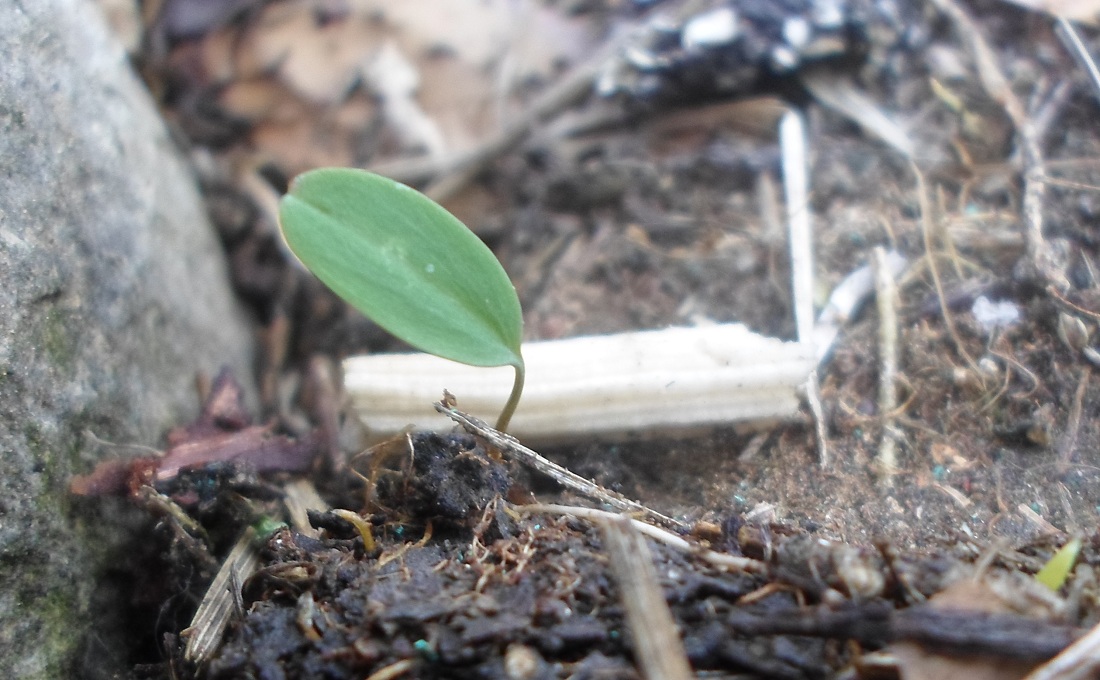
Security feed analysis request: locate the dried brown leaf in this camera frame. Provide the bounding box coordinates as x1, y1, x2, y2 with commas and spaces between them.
249, 0, 384, 104
217, 78, 294, 122
70, 457, 158, 497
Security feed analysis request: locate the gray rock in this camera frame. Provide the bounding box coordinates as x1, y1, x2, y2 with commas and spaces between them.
0, 1, 255, 677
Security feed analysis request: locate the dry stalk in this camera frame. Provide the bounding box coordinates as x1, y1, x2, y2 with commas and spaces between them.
805, 369, 830, 469
518, 503, 767, 574
914, 163, 981, 375
929, 0, 1069, 291
780, 108, 815, 344
600, 516, 694, 680
183, 527, 261, 664
874, 247, 901, 485
1057, 367, 1091, 470
283, 478, 329, 539
1056, 17, 1100, 106
435, 403, 689, 532
349, 324, 815, 442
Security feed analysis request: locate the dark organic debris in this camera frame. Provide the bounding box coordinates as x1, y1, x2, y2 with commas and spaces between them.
70, 368, 320, 496
372, 432, 513, 523
601, 0, 873, 105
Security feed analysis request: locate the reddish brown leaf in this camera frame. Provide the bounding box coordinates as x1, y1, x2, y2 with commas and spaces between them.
156, 425, 320, 481
70, 456, 158, 497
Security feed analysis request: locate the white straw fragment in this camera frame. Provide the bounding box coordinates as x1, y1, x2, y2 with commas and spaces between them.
781, 109, 815, 344
345, 324, 815, 442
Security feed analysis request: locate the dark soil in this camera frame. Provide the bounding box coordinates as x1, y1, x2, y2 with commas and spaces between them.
105, 0, 1100, 677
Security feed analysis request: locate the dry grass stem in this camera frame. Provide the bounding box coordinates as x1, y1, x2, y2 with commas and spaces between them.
518, 503, 768, 574
812, 251, 907, 363
600, 516, 694, 680
1057, 367, 1091, 469
914, 163, 981, 374
1056, 17, 1100, 105
930, 0, 1068, 291
435, 404, 688, 532
781, 109, 815, 344
183, 527, 261, 664
874, 247, 901, 485
283, 478, 329, 539
806, 369, 830, 469
800, 69, 914, 157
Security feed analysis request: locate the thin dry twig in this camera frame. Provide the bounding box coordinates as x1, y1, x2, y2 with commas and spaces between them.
183, 527, 261, 664
800, 68, 915, 157
435, 402, 688, 532
518, 503, 767, 574
283, 478, 329, 539
929, 0, 1069, 291
364, 659, 417, 680
600, 516, 694, 680
781, 109, 815, 344
914, 163, 981, 373
874, 247, 901, 485
1056, 17, 1100, 106
1057, 367, 1091, 469
805, 369, 829, 469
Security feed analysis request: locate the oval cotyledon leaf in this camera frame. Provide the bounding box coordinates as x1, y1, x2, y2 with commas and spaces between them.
278, 168, 524, 371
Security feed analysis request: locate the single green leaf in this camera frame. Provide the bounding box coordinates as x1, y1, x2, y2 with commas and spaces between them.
1035, 537, 1081, 591
278, 168, 523, 370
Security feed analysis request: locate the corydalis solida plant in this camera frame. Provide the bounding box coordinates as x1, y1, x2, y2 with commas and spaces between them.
278, 168, 525, 430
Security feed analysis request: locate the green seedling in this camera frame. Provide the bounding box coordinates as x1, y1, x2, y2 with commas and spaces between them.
278, 168, 525, 431
1034, 537, 1081, 591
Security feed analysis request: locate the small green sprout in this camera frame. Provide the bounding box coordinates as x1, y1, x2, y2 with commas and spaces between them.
278, 168, 525, 431
1034, 537, 1081, 591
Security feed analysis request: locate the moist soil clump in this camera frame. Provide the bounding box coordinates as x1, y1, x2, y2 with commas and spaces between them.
143, 428, 1095, 679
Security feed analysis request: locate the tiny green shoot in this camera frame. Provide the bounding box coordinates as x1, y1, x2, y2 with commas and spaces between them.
1034, 537, 1081, 591
277, 168, 525, 431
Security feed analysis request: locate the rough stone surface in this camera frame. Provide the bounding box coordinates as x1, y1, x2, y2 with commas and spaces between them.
0, 1, 255, 677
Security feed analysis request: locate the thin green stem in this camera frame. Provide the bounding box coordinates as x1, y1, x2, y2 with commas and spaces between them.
495, 362, 525, 432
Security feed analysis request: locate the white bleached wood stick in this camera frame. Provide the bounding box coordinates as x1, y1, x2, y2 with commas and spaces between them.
781, 109, 815, 344
345, 323, 815, 442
